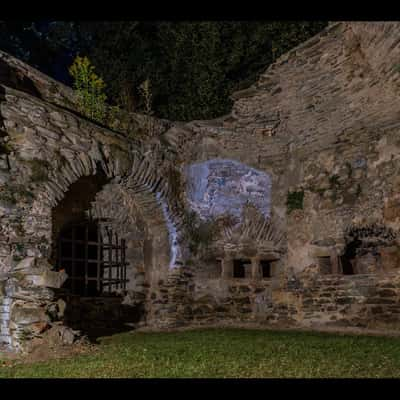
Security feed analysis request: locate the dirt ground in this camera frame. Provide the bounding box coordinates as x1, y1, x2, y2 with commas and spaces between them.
0, 339, 97, 366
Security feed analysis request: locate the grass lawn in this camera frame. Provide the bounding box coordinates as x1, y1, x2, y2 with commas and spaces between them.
1, 328, 400, 378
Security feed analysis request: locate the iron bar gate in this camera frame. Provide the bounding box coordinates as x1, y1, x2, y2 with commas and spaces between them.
57, 219, 129, 296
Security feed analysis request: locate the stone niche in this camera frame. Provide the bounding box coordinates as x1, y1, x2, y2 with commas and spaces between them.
220, 252, 283, 281
309, 225, 400, 276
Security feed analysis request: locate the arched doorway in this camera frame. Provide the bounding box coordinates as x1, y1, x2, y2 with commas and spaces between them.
49, 172, 150, 341
55, 217, 140, 340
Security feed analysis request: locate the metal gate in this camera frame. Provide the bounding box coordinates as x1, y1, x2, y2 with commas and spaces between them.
56, 219, 128, 296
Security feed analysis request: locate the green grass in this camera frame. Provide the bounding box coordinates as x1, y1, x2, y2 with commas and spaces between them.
1, 328, 400, 378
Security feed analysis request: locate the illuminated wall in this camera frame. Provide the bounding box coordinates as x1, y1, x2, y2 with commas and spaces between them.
185, 159, 271, 221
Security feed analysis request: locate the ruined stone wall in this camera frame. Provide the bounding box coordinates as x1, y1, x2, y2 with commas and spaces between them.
0, 277, 11, 347
184, 273, 400, 331
178, 22, 400, 268
0, 51, 189, 350
3, 22, 400, 351
168, 22, 400, 333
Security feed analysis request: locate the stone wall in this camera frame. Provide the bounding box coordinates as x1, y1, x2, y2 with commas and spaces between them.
171, 271, 400, 331
0, 49, 188, 351
170, 21, 400, 334
3, 22, 400, 351
0, 277, 11, 347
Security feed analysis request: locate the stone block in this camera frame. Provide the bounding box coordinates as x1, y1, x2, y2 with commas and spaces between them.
38, 270, 68, 289
309, 245, 335, 258
10, 306, 49, 326
14, 257, 35, 271
46, 324, 77, 346
384, 197, 400, 222
376, 289, 398, 297
380, 247, 400, 272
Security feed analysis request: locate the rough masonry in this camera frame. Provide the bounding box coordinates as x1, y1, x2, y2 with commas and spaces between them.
2, 21, 400, 352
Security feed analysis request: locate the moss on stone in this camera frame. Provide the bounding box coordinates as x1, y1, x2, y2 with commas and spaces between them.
14, 184, 35, 202
28, 159, 51, 182
12, 271, 26, 281
309, 186, 326, 196
286, 190, 304, 214
15, 243, 25, 254
0, 187, 17, 204
329, 174, 340, 188
0, 183, 34, 205
12, 254, 24, 262
0, 142, 12, 155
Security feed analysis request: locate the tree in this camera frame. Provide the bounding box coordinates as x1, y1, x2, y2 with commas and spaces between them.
85, 21, 327, 121
69, 55, 107, 124
0, 21, 327, 121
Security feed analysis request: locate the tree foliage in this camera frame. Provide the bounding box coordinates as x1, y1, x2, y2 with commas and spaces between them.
0, 21, 327, 121
84, 21, 327, 121
68, 55, 107, 123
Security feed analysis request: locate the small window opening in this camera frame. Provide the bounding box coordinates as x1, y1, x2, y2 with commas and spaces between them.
340, 239, 361, 275
233, 259, 251, 278
260, 260, 272, 278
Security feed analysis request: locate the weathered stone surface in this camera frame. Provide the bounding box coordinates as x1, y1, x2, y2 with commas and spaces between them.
46, 324, 77, 346
14, 257, 35, 271
10, 306, 49, 325
3, 22, 400, 352
38, 270, 68, 289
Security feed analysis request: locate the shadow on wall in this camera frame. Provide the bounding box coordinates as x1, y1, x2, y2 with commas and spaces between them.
0, 59, 42, 99
0, 84, 5, 134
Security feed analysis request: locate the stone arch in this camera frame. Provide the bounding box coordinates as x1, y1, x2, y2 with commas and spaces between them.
28, 140, 185, 270
0, 86, 190, 349
9, 138, 188, 342
339, 223, 399, 274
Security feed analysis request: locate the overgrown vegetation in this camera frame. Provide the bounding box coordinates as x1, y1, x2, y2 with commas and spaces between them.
0, 21, 327, 121
86, 22, 328, 121
286, 190, 304, 214
2, 329, 400, 378
68, 56, 108, 124
0, 142, 12, 156
69, 55, 156, 138
138, 78, 156, 137
106, 83, 139, 136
